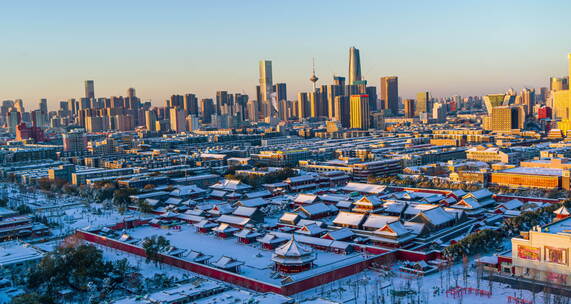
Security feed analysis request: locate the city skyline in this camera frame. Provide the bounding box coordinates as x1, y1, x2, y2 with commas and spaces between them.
5, 2, 571, 302
1, 1, 571, 109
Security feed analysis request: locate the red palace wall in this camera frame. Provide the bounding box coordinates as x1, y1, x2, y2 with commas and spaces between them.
108, 219, 150, 230
396, 249, 441, 261
388, 186, 564, 204
493, 194, 562, 204
354, 245, 441, 261
76, 230, 397, 296
387, 186, 454, 197
76, 230, 283, 294
281, 252, 396, 295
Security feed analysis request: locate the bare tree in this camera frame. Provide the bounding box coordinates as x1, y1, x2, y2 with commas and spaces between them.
543, 286, 551, 304
487, 269, 494, 294
415, 275, 424, 304
350, 279, 359, 303
337, 280, 344, 299
439, 264, 445, 291
447, 265, 452, 289
462, 255, 469, 287
475, 262, 483, 290
363, 274, 369, 304
453, 269, 461, 287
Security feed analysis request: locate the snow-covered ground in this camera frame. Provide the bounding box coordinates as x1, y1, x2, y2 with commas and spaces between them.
36, 238, 551, 304
0, 182, 551, 303
75, 210, 539, 303
96, 243, 193, 280
46, 204, 143, 237
0, 182, 150, 238
123, 224, 364, 284
0, 183, 85, 210
293, 262, 545, 304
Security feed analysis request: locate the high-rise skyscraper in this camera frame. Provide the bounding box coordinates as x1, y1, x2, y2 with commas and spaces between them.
334, 96, 350, 128
333, 76, 346, 87
259, 60, 273, 118
404, 99, 415, 118
432, 102, 447, 123
538, 87, 549, 104
80, 98, 91, 111
39, 98, 48, 114
553, 54, 571, 126
278, 99, 290, 121
273, 83, 287, 104
7, 110, 21, 134
84, 80, 95, 99
186, 115, 200, 131
255, 85, 262, 114
551, 77, 569, 91
415, 92, 430, 117
309, 91, 320, 118
350, 94, 369, 130
297, 92, 310, 119
168, 95, 184, 109
246, 100, 258, 121
483, 94, 510, 114
273, 83, 287, 120
184, 94, 198, 115
333, 76, 346, 96
233, 93, 248, 121
215, 91, 230, 115
326, 83, 343, 119
348, 47, 362, 85
484, 105, 525, 132
521, 88, 535, 115
169, 108, 187, 133
380, 76, 399, 115
14, 99, 24, 113
145, 110, 157, 131
35, 98, 49, 127
366, 86, 377, 112
68, 98, 77, 116
200, 98, 215, 124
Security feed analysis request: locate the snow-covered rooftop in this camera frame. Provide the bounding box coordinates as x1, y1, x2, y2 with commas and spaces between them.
341, 183, 386, 194
499, 167, 563, 176
117, 224, 364, 285
0, 241, 43, 266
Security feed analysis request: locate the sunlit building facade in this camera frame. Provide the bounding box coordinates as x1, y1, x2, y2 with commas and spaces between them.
350, 95, 369, 130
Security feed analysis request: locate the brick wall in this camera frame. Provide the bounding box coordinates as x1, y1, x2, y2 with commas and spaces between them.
76, 230, 395, 296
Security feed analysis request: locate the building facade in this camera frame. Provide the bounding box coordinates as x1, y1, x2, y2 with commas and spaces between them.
350, 95, 369, 130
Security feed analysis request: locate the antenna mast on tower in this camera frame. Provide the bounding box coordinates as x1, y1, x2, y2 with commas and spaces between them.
309, 57, 319, 91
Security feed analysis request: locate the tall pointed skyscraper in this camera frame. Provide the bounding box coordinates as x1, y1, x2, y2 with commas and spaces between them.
348, 47, 362, 85
259, 60, 273, 118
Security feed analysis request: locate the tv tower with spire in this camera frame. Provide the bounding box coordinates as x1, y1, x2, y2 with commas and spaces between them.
309, 58, 319, 91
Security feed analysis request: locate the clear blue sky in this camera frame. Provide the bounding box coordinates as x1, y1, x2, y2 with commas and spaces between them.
1, 0, 570, 110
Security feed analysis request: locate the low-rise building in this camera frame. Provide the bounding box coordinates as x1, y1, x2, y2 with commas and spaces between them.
467, 146, 513, 163
511, 217, 571, 286
300, 158, 402, 181
0, 242, 44, 284
491, 167, 564, 189
251, 149, 311, 167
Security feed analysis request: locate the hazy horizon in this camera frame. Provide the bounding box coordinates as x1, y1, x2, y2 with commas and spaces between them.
1, 0, 570, 110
